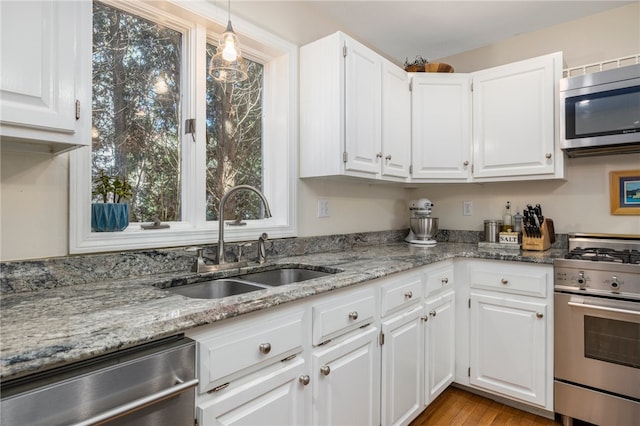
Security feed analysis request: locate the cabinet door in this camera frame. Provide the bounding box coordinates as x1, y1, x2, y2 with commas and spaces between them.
411, 74, 472, 181
312, 326, 380, 426
424, 290, 455, 405
472, 53, 561, 179
470, 293, 547, 406
344, 36, 382, 176
381, 60, 410, 180
0, 1, 87, 152
380, 305, 424, 426
197, 358, 307, 426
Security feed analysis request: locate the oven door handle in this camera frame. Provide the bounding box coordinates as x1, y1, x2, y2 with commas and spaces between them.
70, 378, 199, 426
568, 301, 640, 317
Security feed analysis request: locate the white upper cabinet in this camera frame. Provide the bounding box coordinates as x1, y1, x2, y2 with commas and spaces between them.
0, 1, 90, 154
471, 52, 564, 180
411, 73, 472, 182
300, 31, 409, 182
381, 60, 411, 179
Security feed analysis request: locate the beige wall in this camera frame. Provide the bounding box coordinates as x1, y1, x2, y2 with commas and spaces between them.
2, 3, 639, 261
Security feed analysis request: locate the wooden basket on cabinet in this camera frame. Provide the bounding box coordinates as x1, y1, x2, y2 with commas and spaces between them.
522, 218, 555, 251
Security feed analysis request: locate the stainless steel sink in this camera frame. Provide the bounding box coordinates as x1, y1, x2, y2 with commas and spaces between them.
238, 268, 333, 286
168, 279, 267, 299
168, 267, 338, 299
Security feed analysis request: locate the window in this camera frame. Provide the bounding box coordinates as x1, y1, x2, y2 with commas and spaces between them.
70, 0, 297, 253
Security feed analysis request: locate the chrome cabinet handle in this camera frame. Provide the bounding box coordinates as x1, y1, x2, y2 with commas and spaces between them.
536, 312, 544, 319
348, 311, 358, 320
441, 277, 449, 284
501, 278, 509, 285
320, 365, 331, 376
404, 291, 413, 299
299, 375, 310, 386
429, 310, 437, 317
259, 343, 271, 354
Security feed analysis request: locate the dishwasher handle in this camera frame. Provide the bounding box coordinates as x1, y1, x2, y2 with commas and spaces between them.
71, 378, 199, 426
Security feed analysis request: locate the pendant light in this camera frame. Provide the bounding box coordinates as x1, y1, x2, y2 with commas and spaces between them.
208, 0, 248, 83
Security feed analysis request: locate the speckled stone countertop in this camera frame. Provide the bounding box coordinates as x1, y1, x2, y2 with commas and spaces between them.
0, 242, 565, 382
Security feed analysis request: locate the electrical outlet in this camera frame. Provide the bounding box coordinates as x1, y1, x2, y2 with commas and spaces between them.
317, 199, 330, 218
463, 201, 473, 216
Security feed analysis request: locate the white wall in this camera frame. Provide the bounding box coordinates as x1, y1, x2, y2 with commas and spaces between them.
1, 3, 639, 261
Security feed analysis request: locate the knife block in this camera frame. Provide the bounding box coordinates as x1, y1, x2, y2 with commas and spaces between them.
522, 218, 553, 251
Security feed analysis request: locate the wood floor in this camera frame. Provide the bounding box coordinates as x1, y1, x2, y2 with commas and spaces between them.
410, 387, 560, 426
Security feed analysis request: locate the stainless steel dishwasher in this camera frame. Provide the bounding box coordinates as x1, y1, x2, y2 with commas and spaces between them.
1, 335, 197, 426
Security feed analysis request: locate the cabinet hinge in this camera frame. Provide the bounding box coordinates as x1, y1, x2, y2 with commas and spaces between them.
468, 367, 471, 377
343, 45, 347, 57
409, 81, 413, 92
468, 298, 471, 309
281, 354, 297, 362
379, 331, 385, 346
194, 418, 198, 426
75, 100, 80, 120
409, 164, 413, 175
208, 382, 230, 393
343, 151, 348, 163
470, 82, 474, 92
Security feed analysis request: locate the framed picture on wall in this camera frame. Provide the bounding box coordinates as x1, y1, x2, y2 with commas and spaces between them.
610, 169, 640, 215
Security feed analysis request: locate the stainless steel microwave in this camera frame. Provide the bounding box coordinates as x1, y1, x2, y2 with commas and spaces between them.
559, 63, 640, 157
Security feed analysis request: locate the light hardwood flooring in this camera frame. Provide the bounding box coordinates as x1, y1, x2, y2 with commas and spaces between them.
409, 387, 560, 426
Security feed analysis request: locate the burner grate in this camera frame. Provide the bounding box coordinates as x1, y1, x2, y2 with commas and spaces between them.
565, 247, 639, 264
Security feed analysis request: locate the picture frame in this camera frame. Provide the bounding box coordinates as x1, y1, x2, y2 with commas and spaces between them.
610, 169, 640, 215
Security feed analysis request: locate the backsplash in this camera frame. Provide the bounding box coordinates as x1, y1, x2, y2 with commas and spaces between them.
0, 229, 566, 294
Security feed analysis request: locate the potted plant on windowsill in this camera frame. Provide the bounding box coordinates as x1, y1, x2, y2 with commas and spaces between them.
91, 170, 132, 232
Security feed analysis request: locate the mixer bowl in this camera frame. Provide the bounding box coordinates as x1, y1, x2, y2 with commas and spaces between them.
410, 217, 439, 240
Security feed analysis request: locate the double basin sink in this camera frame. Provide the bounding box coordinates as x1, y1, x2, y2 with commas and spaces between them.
168, 267, 337, 299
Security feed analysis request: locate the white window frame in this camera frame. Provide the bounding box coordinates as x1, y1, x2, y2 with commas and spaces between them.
70, 0, 297, 254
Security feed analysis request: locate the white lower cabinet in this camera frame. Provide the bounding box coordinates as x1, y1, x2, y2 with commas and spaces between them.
424, 290, 456, 405
469, 293, 547, 406
312, 326, 380, 426
380, 304, 424, 426
462, 259, 553, 412
197, 357, 307, 425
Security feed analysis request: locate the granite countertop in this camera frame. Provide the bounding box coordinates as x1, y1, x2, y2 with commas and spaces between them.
0, 242, 565, 382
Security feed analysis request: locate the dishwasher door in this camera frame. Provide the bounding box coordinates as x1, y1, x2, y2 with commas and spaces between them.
1, 335, 197, 426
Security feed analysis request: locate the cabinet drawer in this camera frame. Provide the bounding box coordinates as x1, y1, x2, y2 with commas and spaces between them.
424, 261, 454, 296
312, 287, 375, 345
380, 272, 422, 317
197, 310, 305, 393
469, 261, 549, 298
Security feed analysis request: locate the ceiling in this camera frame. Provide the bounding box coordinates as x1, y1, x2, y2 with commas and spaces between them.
228, 0, 634, 65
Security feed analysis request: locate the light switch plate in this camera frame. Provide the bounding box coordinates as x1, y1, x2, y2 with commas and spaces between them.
318, 199, 330, 218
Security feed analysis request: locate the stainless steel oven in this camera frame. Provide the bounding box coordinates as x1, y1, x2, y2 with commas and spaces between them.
554, 234, 640, 426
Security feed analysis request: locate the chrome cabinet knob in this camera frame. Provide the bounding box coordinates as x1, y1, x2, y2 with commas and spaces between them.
545, 153, 552, 159
429, 310, 437, 317
421, 315, 428, 322
441, 277, 449, 284
259, 343, 271, 354
320, 365, 331, 376
463, 161, 469, 166
404, 291, 413, 299
536, 312, 544, 319
299, 375, 310, 386
501, 278, 509, 285
348, 311, 358, 320
385, 155, 392, 160
376, 152, 383, 158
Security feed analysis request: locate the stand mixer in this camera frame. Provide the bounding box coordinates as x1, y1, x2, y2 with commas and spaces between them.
405, 198, 438, 246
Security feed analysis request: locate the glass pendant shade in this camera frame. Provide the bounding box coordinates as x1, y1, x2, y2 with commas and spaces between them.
209, 19, 248, 82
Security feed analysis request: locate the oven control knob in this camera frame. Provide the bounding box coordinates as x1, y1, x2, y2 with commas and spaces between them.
577, 271, 586, 289
610, 276, 620, 290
